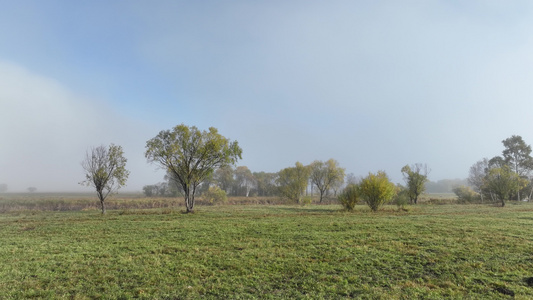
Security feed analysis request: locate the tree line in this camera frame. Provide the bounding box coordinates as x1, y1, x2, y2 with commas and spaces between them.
80, 123, 434, 214
463, 135, 533, 207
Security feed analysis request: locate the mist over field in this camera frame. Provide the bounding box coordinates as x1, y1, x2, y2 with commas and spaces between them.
2, 1, 533, 192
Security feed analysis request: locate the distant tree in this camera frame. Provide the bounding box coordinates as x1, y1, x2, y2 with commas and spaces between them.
338, 183, 359, 211
143, 185, 156, 197
27, 187, 37, 193
80, 144, 129, 214
213, 166, 235, 195
468, 158, 489, 202
145, 124, 242, 213
253, 172, 278, 196
345, 173, 359, 186
483, 165, 526, 207
401, 163, 429, 204
0, 184, 7, 193
309, 159, 345, 202
358, 171, 396, 211
276, 162, 310, 203
234, 166, 256, 197
501, 135, 533, 200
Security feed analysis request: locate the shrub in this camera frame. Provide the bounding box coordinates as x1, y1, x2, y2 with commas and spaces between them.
359, 171, 396, 212
300, 196, 313, 206
338, 184, 359, 211
203, 186, 227, 205
453, 185, 480, 203
393, 185, 410, 210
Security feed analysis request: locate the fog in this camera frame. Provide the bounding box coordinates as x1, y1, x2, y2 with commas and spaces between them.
2, 1, 533, 192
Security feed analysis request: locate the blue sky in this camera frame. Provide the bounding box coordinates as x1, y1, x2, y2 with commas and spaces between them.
2, 1, 533, 191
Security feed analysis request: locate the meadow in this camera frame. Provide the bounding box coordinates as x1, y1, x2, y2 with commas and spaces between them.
1, 194, 533, 299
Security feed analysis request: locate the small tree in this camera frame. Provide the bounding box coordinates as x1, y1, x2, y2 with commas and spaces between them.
276, 162, 310, 203
0, 184, 7, 193
145, 124, 242, 213
81, 144, 129, 214
401, 163, 429, 204
27, 187, 37, 193
309, 159, 345, 203
359, 171, 396, 211
338, 183, 359, 211
483, 165, 526, 207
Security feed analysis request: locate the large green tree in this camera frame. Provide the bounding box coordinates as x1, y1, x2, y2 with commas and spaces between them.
358, 171, 396, 211
145, 124, 242, 213
80, 144, 129, 214
401, 163, 429, 204
309, 159, 345, 203
276, 162, 310, 203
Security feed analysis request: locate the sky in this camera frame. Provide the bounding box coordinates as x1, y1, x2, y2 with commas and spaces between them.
2, 1, 533, 192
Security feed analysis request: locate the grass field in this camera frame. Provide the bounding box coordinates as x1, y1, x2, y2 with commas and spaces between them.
1, 196, 533, 299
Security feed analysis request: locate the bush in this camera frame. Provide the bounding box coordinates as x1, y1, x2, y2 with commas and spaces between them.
393, 185, 410, 210
359, 171, 396, 212
300, 196, 313, 206
453, 185, 480, 203
203, 186, 227, 205
338, 184, 359, 211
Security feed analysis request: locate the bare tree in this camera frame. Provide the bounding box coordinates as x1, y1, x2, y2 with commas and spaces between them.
80, 144, 129, 214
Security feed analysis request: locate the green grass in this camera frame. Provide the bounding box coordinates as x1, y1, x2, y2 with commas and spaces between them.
1, 202, 533, 299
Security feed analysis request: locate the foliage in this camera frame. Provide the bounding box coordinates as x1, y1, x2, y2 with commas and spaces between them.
338, 183, 359, 211
234, 166, 255, 197
253, 171, 278, 197
401, 164, 429, 204
300, 196, 312, 206
276, 162, 310, 203
452, 185, 480, 203
213, 165, 235, 195
3, 204, 533, 299
145, 124, 242, 213
0, 184, 7, 193
309, 159, 345, 202
483, 165, 527, 207
392, 184, 410, 209
358, 171, 396, 211
501, 135, 533, 177
27, 187, 37, 193
468, 158, 489, 202
203, 186, 227, 205
80, 144, 129, 214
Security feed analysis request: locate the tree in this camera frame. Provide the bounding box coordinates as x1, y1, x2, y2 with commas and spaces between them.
276, 162, 310, 203
253, 172, 278, 197
80, 144, 129, 214
27, 187, 37, 193
309, 159, 345, 203
213, 166, 235, 195
234, 166, 256, 197
468, 158, 489, 202
358, 171, 396, 211
0, 184, 7, 193
145, 124, 242, 213
483, 165, 526, 207
401, 163, 429, 204
501, 135, 533, 200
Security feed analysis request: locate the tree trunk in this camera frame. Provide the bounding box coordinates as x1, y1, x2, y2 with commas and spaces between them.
97, 191, 106, 214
